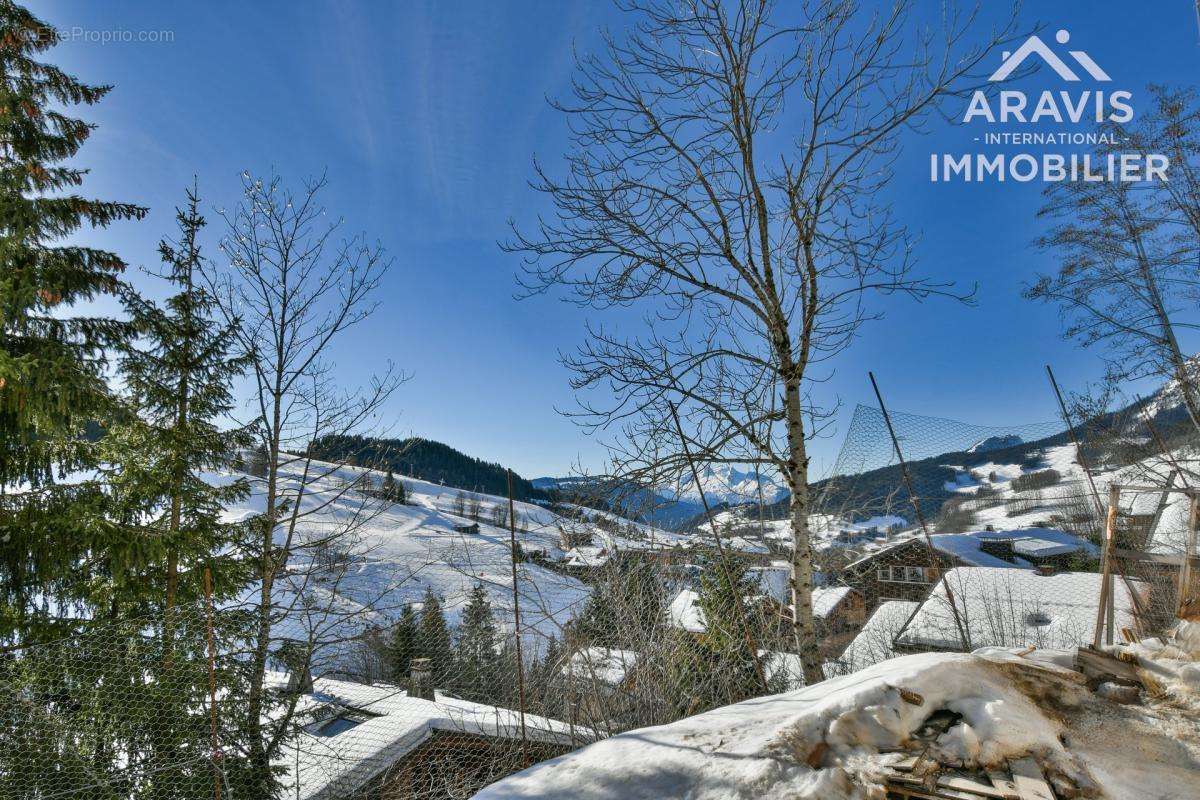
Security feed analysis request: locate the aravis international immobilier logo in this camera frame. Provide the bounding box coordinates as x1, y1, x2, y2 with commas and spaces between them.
931, 29, 1169, 183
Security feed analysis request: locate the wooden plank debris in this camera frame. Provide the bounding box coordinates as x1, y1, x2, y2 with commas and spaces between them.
886, 786, 985, 800
1009, 758, 1056, 800
884, 767, 1031, 800
985, 771, 1021, 800
1075, 646, 1139, 684
937, 775, 1010, 798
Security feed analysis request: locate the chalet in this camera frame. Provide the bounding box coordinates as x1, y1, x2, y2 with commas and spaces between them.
280, 673, 580, 800
558, 545, 612, 577
890, 566, 1142, 653
1117, 484, 1200, 624
559, 647, 643, 726
842, 537, 953, 606
453, 522, 480, 534
665, 582, 864, 655
842, 527, 1096, 610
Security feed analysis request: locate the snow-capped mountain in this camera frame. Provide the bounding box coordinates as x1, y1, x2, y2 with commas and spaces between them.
535, 465, 788, 528
664, 464, 788, 507
966, 434, 1023, 454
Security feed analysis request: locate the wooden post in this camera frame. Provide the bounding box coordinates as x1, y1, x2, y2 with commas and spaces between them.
204, 567, 222, 800
506, 470, 530, 767
1179, 496, 1199, 618
1095, 485, 1120, 649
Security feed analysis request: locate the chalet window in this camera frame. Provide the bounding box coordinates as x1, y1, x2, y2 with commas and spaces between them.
877, 564, 933, 584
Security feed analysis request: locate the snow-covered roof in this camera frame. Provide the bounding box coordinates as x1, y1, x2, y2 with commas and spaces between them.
811, 585, 853, 619
894, 567, 1139, 652
667, 589, 706, 633
279, 677, 579, 800
1012, 538, 1078, 557
846, 527, 1094, 571
831, 600, 919, 674
933, 528, 1093, 567
561, 647, 640, 687
563, 546, 611, 568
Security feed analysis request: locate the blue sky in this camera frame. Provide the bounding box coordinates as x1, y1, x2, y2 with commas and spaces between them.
37, 1, 1200, 479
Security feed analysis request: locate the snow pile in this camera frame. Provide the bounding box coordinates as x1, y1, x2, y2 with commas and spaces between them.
473, 650, 1200, 800
1118, 620, 1200, 701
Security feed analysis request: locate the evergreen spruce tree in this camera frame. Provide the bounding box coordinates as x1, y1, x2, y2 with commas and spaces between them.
381, 468, 406, 504
99, 184, 253, 799
454, 583, 499, 702
0, 0, 147, 637
104, 183, 251, 616
245, 443, 269, 478
387, 603, 419, 684
570, 557, 664, 648
417, 588, 454, 688
530, 635, 562, 714
667, 550, 780, 717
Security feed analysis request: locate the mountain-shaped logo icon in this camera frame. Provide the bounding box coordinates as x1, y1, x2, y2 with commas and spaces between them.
989, 30, 1110, 82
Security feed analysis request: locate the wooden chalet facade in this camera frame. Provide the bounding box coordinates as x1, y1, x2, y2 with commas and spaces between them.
842, 538, 956, 609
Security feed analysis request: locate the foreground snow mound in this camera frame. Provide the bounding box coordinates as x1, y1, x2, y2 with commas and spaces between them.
473, 650, 1200, 800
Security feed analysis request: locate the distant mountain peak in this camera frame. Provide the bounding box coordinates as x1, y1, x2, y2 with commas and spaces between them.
966, 434, 1023, 454
668, 464, 788, 507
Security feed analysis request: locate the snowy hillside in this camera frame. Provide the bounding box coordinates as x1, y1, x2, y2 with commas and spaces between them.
221, 458, 684, 673
475, 644, 1200, 800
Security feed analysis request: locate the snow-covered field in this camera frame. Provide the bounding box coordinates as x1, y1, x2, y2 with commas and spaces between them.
221, 458, 684, 672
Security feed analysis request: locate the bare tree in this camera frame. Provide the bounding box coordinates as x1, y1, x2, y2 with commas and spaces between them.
506, 0, 1018, 683
208, 170, 407, 794
1030, 86, 1200, 432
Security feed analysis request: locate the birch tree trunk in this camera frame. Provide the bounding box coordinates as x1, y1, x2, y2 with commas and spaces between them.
506, 0, 1015, 691
783, 371, 823, 684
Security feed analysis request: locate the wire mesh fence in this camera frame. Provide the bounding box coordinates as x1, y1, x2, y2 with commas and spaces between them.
2, 401, 1199, 799
816, 402, 1198, 672
0, 548, 808, 800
